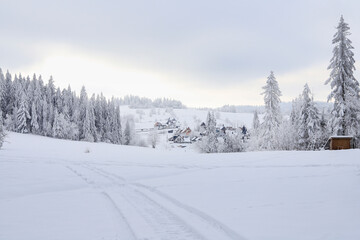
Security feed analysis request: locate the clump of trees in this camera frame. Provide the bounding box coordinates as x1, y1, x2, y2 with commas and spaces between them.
248, 16, 360, 151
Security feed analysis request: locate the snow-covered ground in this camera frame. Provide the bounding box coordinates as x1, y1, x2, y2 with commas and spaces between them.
1, 132, 360, 240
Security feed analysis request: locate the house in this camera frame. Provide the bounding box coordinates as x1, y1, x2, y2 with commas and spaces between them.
221, 126, 226, 134
154, 121, 166, 130
166, 118, 177, 128
180, 127, 192, 136
325, 136, 353, 150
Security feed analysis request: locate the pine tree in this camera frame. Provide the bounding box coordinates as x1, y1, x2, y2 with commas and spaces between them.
16, 92, 31, 133
78, 86, 88, 139
252, 110, 260, 130
198, 111, 218, 153
259, 71, 282, 150
0, 109, 6, 149
52, 110, 63, 138
0, 69, 5, 118
298, 84, 321, 150
30, 102, 40, 133
1, 70, 15, 117
82, 102, 94, 142
325, 16, 360, 137
112, 105, 122, 144
41, 99, 51, 136
123, 120, 132, 145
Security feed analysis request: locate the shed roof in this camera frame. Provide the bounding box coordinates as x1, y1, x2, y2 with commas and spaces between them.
330, 135, 353, 139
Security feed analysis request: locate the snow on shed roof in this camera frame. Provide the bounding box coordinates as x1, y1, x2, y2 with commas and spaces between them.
330, 135, 353, 139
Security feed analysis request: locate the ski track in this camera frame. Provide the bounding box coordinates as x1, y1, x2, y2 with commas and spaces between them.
75, 163, 247, 240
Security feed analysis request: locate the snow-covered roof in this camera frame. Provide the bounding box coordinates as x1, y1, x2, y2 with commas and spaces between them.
330, 135, 353, 139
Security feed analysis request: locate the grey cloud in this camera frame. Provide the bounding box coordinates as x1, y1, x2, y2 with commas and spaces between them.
1, 0, 360, 86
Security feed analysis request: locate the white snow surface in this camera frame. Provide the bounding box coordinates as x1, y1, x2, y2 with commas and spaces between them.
1, 132, 360, 240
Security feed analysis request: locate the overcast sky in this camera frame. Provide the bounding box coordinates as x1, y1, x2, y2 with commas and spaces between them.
1, 0, 360, 107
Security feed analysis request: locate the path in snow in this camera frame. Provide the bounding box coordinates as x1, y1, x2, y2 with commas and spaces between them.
66, 162, 246, 240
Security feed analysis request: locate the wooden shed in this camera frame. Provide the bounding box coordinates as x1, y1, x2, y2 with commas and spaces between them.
327, 136, 353, 150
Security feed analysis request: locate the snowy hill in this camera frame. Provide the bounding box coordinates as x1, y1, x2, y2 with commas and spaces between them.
1, 132, 360, 240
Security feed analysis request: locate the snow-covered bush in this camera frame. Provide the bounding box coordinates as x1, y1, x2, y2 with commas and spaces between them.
148, 129, 158, 148
197, 112, 218, 153
220, 131, 246, 153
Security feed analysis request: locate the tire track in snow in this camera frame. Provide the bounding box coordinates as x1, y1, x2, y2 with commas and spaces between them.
69, 164, 206, 240
84, 164, 247, 240
65, 165, 137, 240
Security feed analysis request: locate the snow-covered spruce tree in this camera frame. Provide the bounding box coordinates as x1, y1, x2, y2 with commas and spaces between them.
111, 105, 122, 144
198, 111, 218, 153
298, 84, 322, 150
319, 109, 330, 146
252, 110, 260, 131
52, 110, 64, 139
78, 86, 88, 139
123, 119, 133, 145
258, 71, 282, 150
16, 91, 31, 133
0, 109, 6, 149
30, 102, 40, 134
82, 102, 95, 142
0, 69, 5, 118
325, 16, 360, 143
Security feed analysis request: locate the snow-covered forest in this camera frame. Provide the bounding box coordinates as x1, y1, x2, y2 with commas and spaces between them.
0, 71, 124, 144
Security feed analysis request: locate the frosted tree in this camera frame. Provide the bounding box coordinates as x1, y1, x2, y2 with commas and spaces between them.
16, 92, 31, 133
298, 84, 321, 150
252, 110, 260, 130
0, 70, 15, 117
198, 111, 218, 153
52, 110, 64, 138
325, 16, 360, 138
111, 105, 122, 144
52, 110, 73, 139
0, 69, 5, 118
0, 109, 5, 148
148, 128, 158, 148
123, 119, 133, 145
78, 86, 88, 139
82, 103, 95, 142
259, 71, 282, 150
221, 129, 245, 153
41, 99, 51, 136
30, 102, 40, 133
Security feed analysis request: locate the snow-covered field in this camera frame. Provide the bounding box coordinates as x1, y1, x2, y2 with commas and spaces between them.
1, 132, 360, 240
